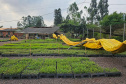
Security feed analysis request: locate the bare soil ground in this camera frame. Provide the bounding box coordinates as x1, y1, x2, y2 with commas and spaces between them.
0, 40, 126, 84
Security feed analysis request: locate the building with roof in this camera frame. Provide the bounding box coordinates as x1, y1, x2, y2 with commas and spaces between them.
19, 26, 59, 39
0, 28, 22, 38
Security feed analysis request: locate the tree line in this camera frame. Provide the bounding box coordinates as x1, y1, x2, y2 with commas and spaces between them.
17, 15, 46, 29
54, 0, 126, 39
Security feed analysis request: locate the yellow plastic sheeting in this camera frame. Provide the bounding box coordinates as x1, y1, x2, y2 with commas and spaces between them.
52, 34, 126, 53
99, 39, 123, 52
82, 38, 102, 49
9, 35, 18, 41
52, 33, 58, 39
60, 34, 81, 46
112, 41, 126, 53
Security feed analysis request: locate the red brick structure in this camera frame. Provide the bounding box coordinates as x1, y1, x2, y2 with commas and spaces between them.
0, 28, 23, 38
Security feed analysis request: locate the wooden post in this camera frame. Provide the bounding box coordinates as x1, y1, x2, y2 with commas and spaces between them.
30, 43, 31, 56
83, 27, 84, 40
123, 13, 125, 41
87, 28, 88, 38
123, 23, 125, 41
93, 28, 94, 38
85, 46, 86, 56
100, 27, 101, 39
56, 61, 57, 74
110, 25, 112, 39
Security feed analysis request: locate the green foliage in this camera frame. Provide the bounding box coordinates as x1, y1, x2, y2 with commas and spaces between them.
100, 12, 124, 33
88, 0, 97, 24
54, 8, 62, 25
0, 57, 119, 75
0, 58, 9, 66
39, 65, 56, 74
86, 24, 99, 29
98, 0, 109, 20
17, 15, 46, 28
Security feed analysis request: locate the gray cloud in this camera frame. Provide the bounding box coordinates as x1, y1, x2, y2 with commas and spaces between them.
0, 0, 126, 28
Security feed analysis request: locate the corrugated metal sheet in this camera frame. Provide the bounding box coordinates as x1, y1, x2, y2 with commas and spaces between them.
0, 28, 17, 31
19, 27, 59, 34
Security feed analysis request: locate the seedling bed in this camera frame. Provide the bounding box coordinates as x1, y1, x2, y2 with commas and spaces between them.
1, 53, 126, 57
0, 72, 121, 79
0, 57, 121, 79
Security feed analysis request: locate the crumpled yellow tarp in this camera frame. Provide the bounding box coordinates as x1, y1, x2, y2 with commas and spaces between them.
9, 35, 18, 41
82, 38, 102, 49
53, 34, 126, 53
59, 34, 81, 46
52, 33, 58, 39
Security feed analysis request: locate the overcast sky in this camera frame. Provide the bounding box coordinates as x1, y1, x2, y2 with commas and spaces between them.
0, 0, 126, 28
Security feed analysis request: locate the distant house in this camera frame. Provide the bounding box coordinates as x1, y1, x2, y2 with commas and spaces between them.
19, 26, 59, 39
0, 28, 23, 38
0, 28, 24, 38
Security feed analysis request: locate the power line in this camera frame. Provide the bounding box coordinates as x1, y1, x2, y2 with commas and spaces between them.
0, 1, 87, 23
0, 19, 22, 23
0, 1, 70, 14
1, 1, 126, 24
110, 4, 126, 5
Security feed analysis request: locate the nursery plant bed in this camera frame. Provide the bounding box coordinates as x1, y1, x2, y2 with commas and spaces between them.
10, 54, 19, 57
18, 54, 30, 57
1, 54, 10, 57
57, 74, 74, 78
32, 54, 42, 56
74, 73, 91, 78
0, 73, 2, 79
39, 73, 56, 78
2, 74, 21, 79
21, 74, 39, 79
106, 72, 121, 77
91, 73, 106, 77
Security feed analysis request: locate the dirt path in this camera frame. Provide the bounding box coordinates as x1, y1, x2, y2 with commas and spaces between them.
0, 57, 126, 84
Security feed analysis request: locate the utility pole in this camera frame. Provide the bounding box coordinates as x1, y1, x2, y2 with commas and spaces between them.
123, 13, 125, 41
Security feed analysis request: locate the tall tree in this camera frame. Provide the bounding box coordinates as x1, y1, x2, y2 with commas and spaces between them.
54, 8, 62, 25
88, 0, 97, 24
98, 0, 109, 20
68, 2, 83, 23
17, 15, 46, 28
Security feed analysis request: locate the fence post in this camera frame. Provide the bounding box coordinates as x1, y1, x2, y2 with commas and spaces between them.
87, 28, 88, 38
123, 23, 125, 41
93, 28, 94, 38
56, 61, 57, 75
110, 25, 112, 39
123, 13, 125, 41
